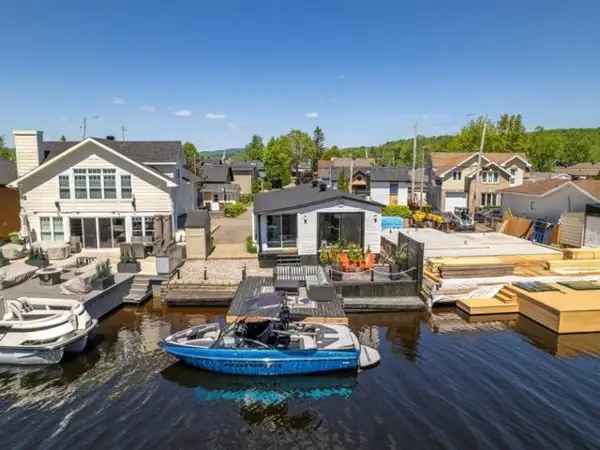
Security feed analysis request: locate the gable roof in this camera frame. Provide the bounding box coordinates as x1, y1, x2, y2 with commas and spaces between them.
499, 179, 600, 202
431, 152, 530, 176
370, 167, 411, 182
198, 164, 232, 183
254, 183, 383, 214
562, 162, 600, 177
42, 139, 181, 164
9, 138, 178, 188
0, 156, 17, 186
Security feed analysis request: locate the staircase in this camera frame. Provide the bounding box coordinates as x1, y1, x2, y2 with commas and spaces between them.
494, 285, 519, 304
276, 254, 301, 265
123, 274, 164, 304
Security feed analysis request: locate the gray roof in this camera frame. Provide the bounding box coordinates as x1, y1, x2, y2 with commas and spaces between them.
254, 183, 383, 214
199, 183, 240, 193
42, 138, 182, 165
370, 167, 411, 182
0, 156, 17, 186
183, 210, 211, 229
198, 164, 232, 183
231, 161, 260, 173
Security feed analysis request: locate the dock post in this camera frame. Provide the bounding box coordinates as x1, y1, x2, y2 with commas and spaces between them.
203, 267, 207, 281
242, 264, 247, 281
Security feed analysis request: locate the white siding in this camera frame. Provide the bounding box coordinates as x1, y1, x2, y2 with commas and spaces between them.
501, 185, 596, 222
370, 181, 390, 205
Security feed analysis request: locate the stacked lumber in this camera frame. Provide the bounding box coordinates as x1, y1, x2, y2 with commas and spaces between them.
428, 256, 515, 279
563, 248, 600, 260
546, 259, 600, 275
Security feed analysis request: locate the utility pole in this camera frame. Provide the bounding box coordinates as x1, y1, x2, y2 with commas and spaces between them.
475, 118, 488, 212
411, 122, 418, 205
121, 125, 127, 141
419, 146, 425, 209
81, 117, 87, 139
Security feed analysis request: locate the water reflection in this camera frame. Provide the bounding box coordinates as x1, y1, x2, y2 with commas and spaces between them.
516, 315, 600, 358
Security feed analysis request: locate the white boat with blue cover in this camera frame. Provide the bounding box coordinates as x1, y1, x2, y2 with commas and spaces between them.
160, 294, 380, 376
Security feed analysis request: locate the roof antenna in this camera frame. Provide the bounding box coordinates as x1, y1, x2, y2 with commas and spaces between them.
80, 115, 99, 139
121, 125, 127, 142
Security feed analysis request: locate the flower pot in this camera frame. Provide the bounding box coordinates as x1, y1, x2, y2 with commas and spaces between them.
91, 274, 115, 291
26, 258, 49, 269
389, 263, 403, 281
117, 261, 141, 273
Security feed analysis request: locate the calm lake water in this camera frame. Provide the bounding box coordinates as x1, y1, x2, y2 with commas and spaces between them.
2, 301, 600, 450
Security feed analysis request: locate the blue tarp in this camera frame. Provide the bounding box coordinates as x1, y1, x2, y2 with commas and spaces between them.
381, 216, 404, 231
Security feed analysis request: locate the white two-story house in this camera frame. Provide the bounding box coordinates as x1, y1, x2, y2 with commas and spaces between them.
8, 130, 198, 249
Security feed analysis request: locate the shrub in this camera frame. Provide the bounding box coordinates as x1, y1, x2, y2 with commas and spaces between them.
245, 236, 257, 254
240, 194, 254, 205
382, 204, 411, 218
251, 180, 262, 194
8, 232, 21, 244
94, 259, 112, 280
224, 202, 247, 218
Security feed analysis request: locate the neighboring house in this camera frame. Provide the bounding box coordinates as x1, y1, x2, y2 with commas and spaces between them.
318, 157, 376, 171
230, 162, 258, 195
8, 130, 197, 249
527, 171, 571, 182
197, 163, 240, 211
429, 152, 532, 212
500, 179, 600, 222
369, 167, 411, 206
318, 160, 413, 205
0, 156, 20, 240
561, 162, 600, 179
253, 182, 383, 266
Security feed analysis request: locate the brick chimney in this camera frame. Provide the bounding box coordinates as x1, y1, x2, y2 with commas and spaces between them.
13, 130, 44, 177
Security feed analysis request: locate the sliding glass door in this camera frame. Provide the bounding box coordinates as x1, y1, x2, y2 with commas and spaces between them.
83, 218, 98, 249
70, 217, 127, 248
266, 214, 297, 248
318, 212, 364, 248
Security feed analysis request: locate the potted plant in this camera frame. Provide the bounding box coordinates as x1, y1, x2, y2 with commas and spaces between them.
117, 255, 140, 273
347, 243, 363, 270
91, 259, 115, 290
389, 244, 408, 280
26, 247, 49, 268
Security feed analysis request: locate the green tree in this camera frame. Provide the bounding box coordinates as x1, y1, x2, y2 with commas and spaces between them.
287, 129, 315, 182
337, 171, 349, 192
182, 142, 199, 171
264, 136, 293, 188
60, 135, 67, 142
448, 116, 501, 152
322, 145, 342, 160
527, 130, 564, 171
0, 136, 15, 161
310, 126, 326, 171
243, 135, 265, 161
497, 113, 527, 152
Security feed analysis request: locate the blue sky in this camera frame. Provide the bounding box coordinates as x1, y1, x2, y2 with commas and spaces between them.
2, 0, 599, 150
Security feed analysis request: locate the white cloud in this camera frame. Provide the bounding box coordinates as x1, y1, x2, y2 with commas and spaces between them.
140, 105, 157, 113
173, 109, 192, 117
206, 112, 226, 120
305, 112, 319, 118
112, 97, 126, 105
227, 122, 239, 130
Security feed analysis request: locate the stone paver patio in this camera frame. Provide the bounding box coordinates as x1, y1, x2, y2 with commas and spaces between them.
173, 258, 271, 285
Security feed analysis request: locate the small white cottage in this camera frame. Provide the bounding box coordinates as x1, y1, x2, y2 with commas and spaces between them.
253, 182, 384, 266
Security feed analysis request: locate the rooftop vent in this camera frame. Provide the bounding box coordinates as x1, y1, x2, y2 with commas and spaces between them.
106, 135, 115, 141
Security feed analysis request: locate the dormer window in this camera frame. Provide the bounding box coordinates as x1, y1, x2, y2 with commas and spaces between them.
452, 170, 462, 181
482, 170, 499, 184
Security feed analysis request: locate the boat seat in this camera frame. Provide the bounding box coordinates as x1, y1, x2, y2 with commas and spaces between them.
299, 335, 317, 350
204, 331, 219, 339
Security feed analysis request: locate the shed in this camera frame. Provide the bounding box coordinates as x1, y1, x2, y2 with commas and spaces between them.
184, 210, 212, 259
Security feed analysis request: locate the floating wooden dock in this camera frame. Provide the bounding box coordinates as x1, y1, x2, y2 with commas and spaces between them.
343, 296, 425, 312
226, 276, 348, 325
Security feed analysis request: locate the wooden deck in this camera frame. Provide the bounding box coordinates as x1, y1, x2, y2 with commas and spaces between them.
226, 276, 347, 325
456, 297, 519, 315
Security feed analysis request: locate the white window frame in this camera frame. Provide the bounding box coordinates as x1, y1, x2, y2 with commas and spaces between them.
482, 170, 499, 184
61, 168, 132, 200
39, 216, 64, 241
452, 170, 462, 181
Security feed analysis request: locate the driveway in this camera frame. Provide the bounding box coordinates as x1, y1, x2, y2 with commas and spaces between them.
208, 207, 254, 259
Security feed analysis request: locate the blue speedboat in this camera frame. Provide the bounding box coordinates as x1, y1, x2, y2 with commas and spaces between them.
160, 294, 380, 376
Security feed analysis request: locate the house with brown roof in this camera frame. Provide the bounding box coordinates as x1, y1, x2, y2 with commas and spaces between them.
499, 179, 600, 222
561, 162, 600, 179
429, 152, 532, 212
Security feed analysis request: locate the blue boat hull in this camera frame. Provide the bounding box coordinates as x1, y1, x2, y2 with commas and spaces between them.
160, 342, 359, 376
